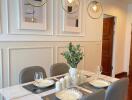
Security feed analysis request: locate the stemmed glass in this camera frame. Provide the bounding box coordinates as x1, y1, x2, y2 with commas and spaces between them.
34, 72, 44, 82
96, 65, 103, 79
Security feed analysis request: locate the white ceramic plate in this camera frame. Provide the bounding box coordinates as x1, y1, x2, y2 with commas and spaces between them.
89, 79, 111, 88
33, 79, 54, 88
56, 89, 82, 100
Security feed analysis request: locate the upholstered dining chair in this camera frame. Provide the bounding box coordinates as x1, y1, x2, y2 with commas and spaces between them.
19, 66, 47, 84
50, 63, 69, 77
80, 89, 105, 100
105, 78, 129, 100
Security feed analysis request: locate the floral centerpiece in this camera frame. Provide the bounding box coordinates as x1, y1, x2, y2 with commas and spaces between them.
61, 42, 84, 78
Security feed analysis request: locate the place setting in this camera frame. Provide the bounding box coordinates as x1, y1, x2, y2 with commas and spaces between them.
23, 72, 57, 94
22, 65, 111, 99
40, 70, 94, 100
42, 87, 91, 100
83, 66, 112, 90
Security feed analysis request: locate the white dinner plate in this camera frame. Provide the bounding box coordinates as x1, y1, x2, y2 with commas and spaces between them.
89, 79, 111, 88
56, 89, 82, 100
33, 79, 54, 88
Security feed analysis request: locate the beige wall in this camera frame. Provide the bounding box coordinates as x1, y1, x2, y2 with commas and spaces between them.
124, 4, 132, 74
102, 0, 128, 74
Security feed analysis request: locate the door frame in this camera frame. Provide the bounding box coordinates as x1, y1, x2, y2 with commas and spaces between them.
128, 24, 132, 77
103, 14, 117, 77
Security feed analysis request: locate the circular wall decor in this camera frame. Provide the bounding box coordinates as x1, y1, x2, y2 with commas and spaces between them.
61, 0, 80, 14
27, 0, 47, 7
87, 0, 103, 19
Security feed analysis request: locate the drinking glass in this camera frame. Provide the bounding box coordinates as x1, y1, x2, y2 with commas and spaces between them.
96, 65, 102, 78
34, 72, 43, 82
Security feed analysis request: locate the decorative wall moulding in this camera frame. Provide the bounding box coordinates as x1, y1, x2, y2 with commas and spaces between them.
61, 0, 82, 33
0, 49, 3, 89
0, 18, 1, 33
0, 0, 2, 33
18, 0, 47, 30
8, 47, 54, 85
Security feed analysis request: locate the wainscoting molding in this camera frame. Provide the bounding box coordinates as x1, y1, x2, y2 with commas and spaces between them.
56, 46, 85, 70
1, 0, 8, 34
7, 47, 54, 86
0, 49, 3, 100
0, 41, 102, 86
54, 0, 85, 37
0, 49, 3, 89
8, 0, 54, 36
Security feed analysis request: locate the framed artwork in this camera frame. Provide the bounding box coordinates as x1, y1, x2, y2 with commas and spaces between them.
18, 0, 47, 30
62, 0, 82, 33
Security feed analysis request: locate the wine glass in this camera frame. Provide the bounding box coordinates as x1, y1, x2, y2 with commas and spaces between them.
96, 65, 103, 79
34, 72, 44, 82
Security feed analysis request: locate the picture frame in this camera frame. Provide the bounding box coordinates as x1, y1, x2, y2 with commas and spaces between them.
18, 0, 47, 30
62, 0, 82, 33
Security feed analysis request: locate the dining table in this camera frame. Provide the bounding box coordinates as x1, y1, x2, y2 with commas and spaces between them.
0, 70, 119, 100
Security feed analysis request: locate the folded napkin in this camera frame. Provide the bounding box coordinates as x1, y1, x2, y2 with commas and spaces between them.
0, 85, 31, 100
12, 94, 43, 100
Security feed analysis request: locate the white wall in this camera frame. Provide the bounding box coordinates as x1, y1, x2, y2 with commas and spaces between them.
124, 4, 132, 74
102, 0, 128, 74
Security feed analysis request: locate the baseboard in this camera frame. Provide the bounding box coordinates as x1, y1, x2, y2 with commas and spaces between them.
115, 72, 128, 78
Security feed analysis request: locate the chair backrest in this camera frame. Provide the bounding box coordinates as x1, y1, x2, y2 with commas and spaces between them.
105, 78, 129, 100
19, 66, 47, 84
50, 63, 69, 76
81, 89, 105, 100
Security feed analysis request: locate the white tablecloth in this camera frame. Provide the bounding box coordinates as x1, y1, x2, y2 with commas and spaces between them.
0, 71, 119, 100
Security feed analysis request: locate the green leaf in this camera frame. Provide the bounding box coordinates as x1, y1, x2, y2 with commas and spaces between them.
61, 42, 84, 68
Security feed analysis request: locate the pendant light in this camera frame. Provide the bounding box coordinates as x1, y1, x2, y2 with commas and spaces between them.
27, 0, 47, 7
61, 0, 80, 14
87, 0, 103, 19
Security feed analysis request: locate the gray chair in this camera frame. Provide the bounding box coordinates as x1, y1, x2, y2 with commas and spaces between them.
50, 63, 69, 76
81, 89, 105, 100
105, 78, 129, 100
19, 66, 47, 83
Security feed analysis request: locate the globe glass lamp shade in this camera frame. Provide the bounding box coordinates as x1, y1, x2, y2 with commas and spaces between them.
27, 0, 47, 7
68, 0, 75, 3
61, 0, 80, 14
87, 0, 103, 19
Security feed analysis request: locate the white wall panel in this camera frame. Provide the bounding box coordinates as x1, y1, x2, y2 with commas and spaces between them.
0, 0, 103, 42
84, 43, 102, 72
0, 41, 102, 88
0, 0, 104, 89
0, 49, 3, 100
8, 0, 53, 36
55, 43, 102, 73
0, 49, 2, 89
8, 47, 53, 85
